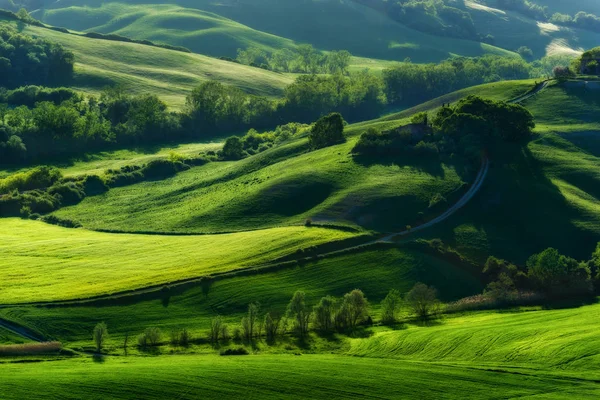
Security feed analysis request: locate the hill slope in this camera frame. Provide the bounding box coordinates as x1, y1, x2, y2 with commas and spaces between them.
0, 17, 293, 108
30, 0, 516, 63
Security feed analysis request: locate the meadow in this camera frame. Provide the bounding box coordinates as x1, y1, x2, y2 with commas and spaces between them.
0, 218, 362, 304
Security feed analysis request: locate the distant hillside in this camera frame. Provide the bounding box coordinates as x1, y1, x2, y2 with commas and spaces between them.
0, 16, 293, 108
24, 0, 516, 63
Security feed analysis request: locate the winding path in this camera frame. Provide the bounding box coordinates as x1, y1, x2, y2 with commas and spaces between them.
0, 318, 43, 342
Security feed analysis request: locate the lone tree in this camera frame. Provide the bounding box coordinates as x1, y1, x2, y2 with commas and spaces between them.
308, 112, 346, 149
342, 289, 369, 330
405, 283, 440, 319
381, 289, 403, 324
93, 322, 108, 353
221, 136, 245, 160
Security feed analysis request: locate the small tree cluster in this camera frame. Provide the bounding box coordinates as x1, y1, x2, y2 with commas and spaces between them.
308, 113, 346, 150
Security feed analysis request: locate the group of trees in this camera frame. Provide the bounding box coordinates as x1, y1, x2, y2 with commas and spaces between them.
550, 11, 600, 33
354, 96, 535, 161
497, 0, 548, 20
484, 244, 600, 301
383, 55, 545, 107
0, 25, 74, 89
235, 45, 352, 74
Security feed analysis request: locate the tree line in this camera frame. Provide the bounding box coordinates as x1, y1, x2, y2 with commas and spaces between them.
233, 44, 352, 74
91, 283, 442, 353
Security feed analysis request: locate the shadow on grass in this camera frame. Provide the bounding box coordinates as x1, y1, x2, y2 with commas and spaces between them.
92, 354, 106, 363
353, 153, 446, 178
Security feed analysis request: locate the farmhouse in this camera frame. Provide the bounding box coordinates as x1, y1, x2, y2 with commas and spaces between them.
580, 47, 600, 75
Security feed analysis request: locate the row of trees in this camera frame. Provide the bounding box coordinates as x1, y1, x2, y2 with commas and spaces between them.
236, 45, 352, 74
91, 283, 442, 352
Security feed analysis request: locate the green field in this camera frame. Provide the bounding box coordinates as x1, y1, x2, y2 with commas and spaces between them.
0, 218, 361, 304
5, 353, 599, 400
0, 17, 293, 109
31, 0, 516, 63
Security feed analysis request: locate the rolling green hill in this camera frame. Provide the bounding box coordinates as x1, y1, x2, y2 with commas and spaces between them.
0, 17, 293, 108
29, 0, 516, 63
423, 79, 600, 263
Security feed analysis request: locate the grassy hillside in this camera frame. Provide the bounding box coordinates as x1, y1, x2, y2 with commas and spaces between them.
5, 353, 598, 400
32, 0, 516, 63
349, 302, 600, 378
423, 80, 600, 263
51, 115, 470, 234
0, 218, 361, 304
0, 17, 293, 109
0, 245, 482, 344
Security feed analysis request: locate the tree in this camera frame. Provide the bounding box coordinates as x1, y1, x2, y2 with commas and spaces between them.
93, 322, 108, 353
221, 136, 245, 160
241, 302, 260, 342
517, 46, 534, 61
209, 316, 223, 344
142, 327, 162, 346
341, 289, 369, 329
308, 112, 345, 149
287, 291, 310, 339
313, 296, 337, 333
406, 283, 440, 319
264, 312, 284, 343
381, 289, 403, 324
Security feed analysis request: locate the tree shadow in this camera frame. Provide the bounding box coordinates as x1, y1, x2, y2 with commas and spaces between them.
92, 354, 106, 363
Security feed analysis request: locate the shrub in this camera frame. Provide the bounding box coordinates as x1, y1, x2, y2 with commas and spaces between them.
308, 113, 345, 149
406, 283, 441, 319
220, 347, 249, 356
0, 342, 62, 356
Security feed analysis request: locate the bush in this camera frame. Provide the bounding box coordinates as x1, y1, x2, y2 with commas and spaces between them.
220, 347, 249, 356
308, 113, 345, 149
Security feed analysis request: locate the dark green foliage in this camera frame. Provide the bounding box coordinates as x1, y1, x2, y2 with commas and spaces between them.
237, 45, 351, 74
1, 86, 79, 107
221, 137, 245, 160
308, 113, 345, 150
220, 347, 249, 356
0, 24, 74, 89
82, 175, 109, 196
551, 12, 600, 34
526, 248, 592, 296
383, 56, 532, 107
381, 289, 403, 324
48, 182, 85, 206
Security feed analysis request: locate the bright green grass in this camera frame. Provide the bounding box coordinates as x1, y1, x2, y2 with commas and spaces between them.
0, 247, 482, 345
0, 218, 360, 304
33, 0, 516, 63
423, 80, 600, 263
349, 302, 600, 379
52, 117, 469, 234
4, 354, 598, 400
0, 18, 293, 109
